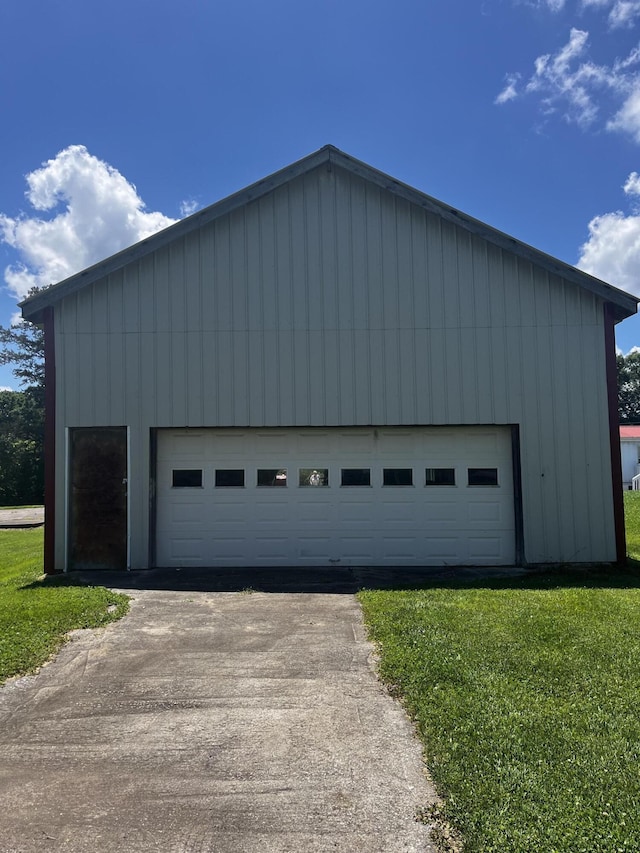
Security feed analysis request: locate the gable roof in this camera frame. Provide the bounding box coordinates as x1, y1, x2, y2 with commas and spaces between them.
20, 144, 639, 324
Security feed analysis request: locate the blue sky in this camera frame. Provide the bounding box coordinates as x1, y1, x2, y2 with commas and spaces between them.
2, 0, 640, 389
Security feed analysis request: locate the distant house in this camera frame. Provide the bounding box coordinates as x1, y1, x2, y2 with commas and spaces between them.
620, 426, 640, 489
20, 146, 639, 573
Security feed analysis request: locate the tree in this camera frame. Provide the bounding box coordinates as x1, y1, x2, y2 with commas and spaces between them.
617, 351, 640, 424
0, 320, 44, 388
0, 389, 44, 504
0, 302, 45, 504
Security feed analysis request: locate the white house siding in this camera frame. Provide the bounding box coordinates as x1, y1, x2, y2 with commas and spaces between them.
53, 163, 615, 569
621, 442, 640, 488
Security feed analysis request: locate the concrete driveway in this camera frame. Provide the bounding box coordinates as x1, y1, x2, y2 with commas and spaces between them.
0, 580, 440, 852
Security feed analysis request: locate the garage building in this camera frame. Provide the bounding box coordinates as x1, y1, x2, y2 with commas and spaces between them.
21, 146, 638, 572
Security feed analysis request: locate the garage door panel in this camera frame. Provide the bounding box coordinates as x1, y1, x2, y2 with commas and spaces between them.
468, 536, 510, 561
380, 501, 419, 525
170, 502, 207, 525
211, 433, 249, 454
338, 500, 376, 523
421, 501, 460, 524
381, 536, 419, 558
253, 503, 290, 524
337, 536, 376, 558
156, 426, 516, 567
467, 502, 502, 524
169, 537, 206, 560
335, 431, 375, 454
422, 537, 460, 559
296, 502, 333, 524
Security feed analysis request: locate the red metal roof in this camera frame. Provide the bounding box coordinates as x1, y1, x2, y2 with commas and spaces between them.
620, 426, 640, 439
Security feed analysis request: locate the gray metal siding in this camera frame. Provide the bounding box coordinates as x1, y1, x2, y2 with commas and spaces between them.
54, 163, 615, 568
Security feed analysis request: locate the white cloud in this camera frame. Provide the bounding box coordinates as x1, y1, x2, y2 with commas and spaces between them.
578, 172, 640, 294
495, 73, 521, 104
608, 86, 640, 140
582, 0, 640, 26
0, 145, 177, 300
624, 170, 640, 194
609, 0, 640, 27
497, 26, 640, 137
179, 198, 200, 217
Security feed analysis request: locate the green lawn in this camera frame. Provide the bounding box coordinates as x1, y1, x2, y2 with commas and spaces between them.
358, 496, 640, 853
0, 528, 128, 684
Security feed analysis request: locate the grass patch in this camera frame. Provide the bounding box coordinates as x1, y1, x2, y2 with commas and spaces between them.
0, 505, 43, 510
358, 499, 640, 852
0, 528, 129, 684
359, 574, 640, 852
624, 491, 640, 560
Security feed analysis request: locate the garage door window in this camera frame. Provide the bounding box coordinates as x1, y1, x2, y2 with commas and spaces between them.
257, 468, 288, 487
425, 468, 456, 486
341, 468, 371, 487
299, 468, 329, 487
172, 469, 203, 488
215, 469, 245, 487
468, 468, 499, 486
383, 468, 413, 486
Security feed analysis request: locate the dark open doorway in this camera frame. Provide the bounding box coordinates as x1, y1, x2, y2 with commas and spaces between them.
69, 427, 128, 570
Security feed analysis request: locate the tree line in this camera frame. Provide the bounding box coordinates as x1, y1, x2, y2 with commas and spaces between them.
1, 322, 640, 506
0, 322, 44, 505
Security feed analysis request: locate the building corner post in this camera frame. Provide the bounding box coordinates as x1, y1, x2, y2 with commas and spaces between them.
43, 307, 56, 574
604, 303, 626, 565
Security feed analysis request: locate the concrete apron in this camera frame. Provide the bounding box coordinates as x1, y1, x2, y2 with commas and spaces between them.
0, 589, 439, 852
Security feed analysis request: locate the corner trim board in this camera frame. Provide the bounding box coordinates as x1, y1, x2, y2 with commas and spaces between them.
43, 307, 56, 574
604, 303, 626, 564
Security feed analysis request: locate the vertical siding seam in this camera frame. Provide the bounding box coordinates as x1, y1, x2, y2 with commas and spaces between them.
438, 217, 448, 422
347, 175, 356, 424
317, 176, 325, 424
469, 241, 479, 422
409, 206, 418, 423
550, 328, 567, 558
197, 229, 204, 426
484, 246, 495, 421
302, 177, 311, 424
333, 170, 342, 422
565, 335, 591, 549
394, 197, 402, 422
259, 204, 266, 424
423, 214, 434, 420
274, 193, 281, 424
533, 323, 549, 557
182, 239, 188, 426
362, 182, 371, 423
244, 208, 252, 425
213, 225, 220, 421
90, 285, 96, 425
580, 314, 597, 557
286, 187, 294, 421
228, 218, 236, 422
379, 188, 387, 423
107, 282, 112, 423
453, 226, 463, 421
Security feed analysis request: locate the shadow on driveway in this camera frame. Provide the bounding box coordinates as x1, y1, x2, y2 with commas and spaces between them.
36, 562, 640, 594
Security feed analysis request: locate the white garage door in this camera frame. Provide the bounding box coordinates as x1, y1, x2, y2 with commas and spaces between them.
155, 427, 515, 567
